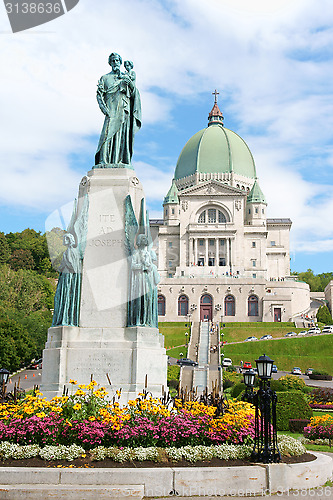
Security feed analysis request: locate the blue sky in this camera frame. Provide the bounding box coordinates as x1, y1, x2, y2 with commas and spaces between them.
1, 0, 333, 274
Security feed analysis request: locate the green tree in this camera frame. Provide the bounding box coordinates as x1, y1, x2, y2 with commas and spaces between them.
6, 229, 50, 273
292, 269, 333, 292
0, 232, 10, 265
0, 315, 36, 372
8, 249, 34, 271
316, 305, 333, 325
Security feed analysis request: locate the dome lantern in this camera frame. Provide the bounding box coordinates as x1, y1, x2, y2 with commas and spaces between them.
208, 89, 224, 126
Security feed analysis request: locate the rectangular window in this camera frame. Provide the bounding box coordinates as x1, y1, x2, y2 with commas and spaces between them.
181, 271, 185, 276
168, 273, 172, 278
169, 260, 172, 267
271, 241, 276, 246
168, 242, 172, 247
220, 239, 225, 246
255, 208, 259, 214
208, 209, 216, 223
262, 208, 265, 214
219, 258, 226, 266
209, 239, 214, 246
252, 242, 256, 248
165, 209, 168, 216
171, 208, 175, 214
199, 239, 204, 246
253, 273, 257, 279
252, 260, 256, 267
248, 209, 251, 214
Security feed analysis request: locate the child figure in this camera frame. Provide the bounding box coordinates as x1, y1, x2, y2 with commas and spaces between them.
124, 60, 136, 84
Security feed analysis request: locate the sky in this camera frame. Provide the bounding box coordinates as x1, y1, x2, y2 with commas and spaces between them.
1, 0, 333, 273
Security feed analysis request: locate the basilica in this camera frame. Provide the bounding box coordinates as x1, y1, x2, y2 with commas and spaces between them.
150, 96, 310, 323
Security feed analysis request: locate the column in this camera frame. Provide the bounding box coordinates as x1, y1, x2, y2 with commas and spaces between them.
229, 238, 232, 273
205, 238, 209, 266
226, 237, 230, 268
189, 237, 193, 266
215, 238, 219, 267
194, 238, 198, 266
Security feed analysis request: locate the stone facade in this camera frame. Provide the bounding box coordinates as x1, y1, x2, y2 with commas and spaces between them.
149, 104, 310, 323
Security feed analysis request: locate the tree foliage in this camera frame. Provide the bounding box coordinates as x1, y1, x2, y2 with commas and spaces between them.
316, 305, 333, 325
292, 269, 333, 292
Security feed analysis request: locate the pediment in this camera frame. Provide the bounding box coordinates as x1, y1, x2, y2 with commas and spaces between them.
179, 180, 247, 197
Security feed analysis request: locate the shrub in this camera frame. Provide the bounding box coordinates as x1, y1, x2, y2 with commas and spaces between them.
269, 380, 285, 392
276, 391, 313, 431
167, 365, 180, 382
289, 419, 311, 433
316, 305, 333, 324
279, 374, 306, 391
223, 371, 243, 387
310, 388, 333, 404
309, 371, 332, 381
230, 383, 246, 399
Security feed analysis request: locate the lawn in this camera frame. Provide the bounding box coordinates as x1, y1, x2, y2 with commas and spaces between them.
222, 331, 333, 374
220, 322, 304, 343
159, 322, 189, 349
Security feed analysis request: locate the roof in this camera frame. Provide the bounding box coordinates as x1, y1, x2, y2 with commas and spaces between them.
163, 179, 179, 205
267, 218, 292, 225
247, 178, 266, 204
174, 124, 257, 181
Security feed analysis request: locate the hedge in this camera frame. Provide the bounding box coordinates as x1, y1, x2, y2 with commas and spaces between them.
276, 391, 313, 431
289, 419, 311, 433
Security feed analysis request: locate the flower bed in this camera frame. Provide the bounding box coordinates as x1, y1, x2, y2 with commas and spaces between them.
303, 414, 333, 443
0, 382, 256, 450
309, 404, 333, 410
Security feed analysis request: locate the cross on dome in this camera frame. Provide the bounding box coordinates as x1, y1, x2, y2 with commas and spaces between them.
212, 89, 220, 104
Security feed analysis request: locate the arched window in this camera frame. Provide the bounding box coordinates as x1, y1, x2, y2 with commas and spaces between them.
198, 209, 227, 224
178, 295, 189, 316
158, 295, 166, 316
248, 295, 259, 316
225, 295, 235, 316
201, 294, 212, 305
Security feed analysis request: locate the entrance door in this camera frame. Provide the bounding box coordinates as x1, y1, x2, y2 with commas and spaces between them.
200, 294, 213, 321
274, 308, 281, 322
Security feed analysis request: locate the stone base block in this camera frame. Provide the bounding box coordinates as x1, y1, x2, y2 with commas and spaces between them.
0, 484, 144, 500
40, 325, 167, 403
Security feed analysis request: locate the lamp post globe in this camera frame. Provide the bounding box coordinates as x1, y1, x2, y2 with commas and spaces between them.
243, 369, 255, 388
255, 354, 273, 380
0, 368, 9, 385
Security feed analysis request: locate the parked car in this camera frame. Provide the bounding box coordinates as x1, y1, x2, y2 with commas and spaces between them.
307, 327, 321, 335
244, 336, 258, 342
297, 330, 307, 336
222, 357, 232, 367
30, 358, 42, 370
322, 326, 333, 334
305, 368, 314, 376
260, 334, 273, 340
291, 367, 302, 375
177, 358, 198, 367
243, 361, 252, 370
272, 364, 278, 373
284, 331, 297, 337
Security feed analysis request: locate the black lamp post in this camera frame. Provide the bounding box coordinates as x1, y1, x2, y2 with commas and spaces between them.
243, 369, 255, 403
0, 368, 10, 403
252, 354, 280, 463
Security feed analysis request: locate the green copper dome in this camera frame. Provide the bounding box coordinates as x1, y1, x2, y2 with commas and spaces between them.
247, 178, 267, 204
164, 179, 179, 205
174, 123, 257, 181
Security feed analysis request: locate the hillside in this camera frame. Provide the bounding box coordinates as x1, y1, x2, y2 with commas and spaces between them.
223, 334, 333, 374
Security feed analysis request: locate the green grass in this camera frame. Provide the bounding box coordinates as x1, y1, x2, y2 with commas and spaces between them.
221, 322, 304, 343
222, 334, 333, 374
166, 346, 188, 358
159, 322, 189, 349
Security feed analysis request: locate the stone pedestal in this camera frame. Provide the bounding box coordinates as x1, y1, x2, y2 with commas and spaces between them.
41, 167, 167, 402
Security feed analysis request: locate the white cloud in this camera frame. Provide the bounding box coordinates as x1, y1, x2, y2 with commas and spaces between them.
0, 0, 333, 264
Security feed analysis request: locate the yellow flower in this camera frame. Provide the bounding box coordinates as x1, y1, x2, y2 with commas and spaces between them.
75, 390, 85, 396
69, 379, 77, 385
72, 403, 82, 411
36, 412, 46, 418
